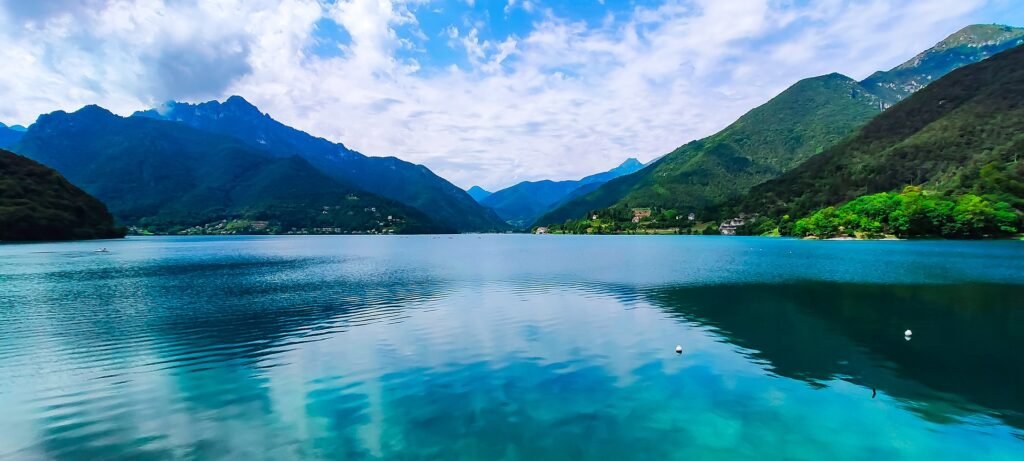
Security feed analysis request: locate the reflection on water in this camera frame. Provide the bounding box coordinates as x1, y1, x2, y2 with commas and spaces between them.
0, 235, 1022, 460
647, 282, 1024, 429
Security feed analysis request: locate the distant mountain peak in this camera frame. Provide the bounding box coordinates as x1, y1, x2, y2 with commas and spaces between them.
74, 104, 116, 118
466, 185, 492, 202
130, 96, 509, 231
891, 24, 1024, 72
140, 96, 264, 120
33, 104, 119, 131
618, 157, 642, 168
0, 122, 26, 149
930, 24, 1024, 53
480, 157, 647, 227
862, 24, 1024, 104
222, 95, 261, 113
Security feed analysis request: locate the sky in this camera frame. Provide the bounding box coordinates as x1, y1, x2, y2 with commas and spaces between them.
0, 0, 1022, 190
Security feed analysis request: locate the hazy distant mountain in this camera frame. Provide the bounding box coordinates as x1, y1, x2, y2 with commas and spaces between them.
467, 185, 492, 202
537, 24, 1024, 226
482, 158, 644, 228
133, 97, 508, 232
14, 106, 449, 234
0, 148, 123, 241
577, 158, 645, 185
0, 122, 24, 149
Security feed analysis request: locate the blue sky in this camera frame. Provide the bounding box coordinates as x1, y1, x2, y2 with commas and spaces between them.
1, 0, 1023, 189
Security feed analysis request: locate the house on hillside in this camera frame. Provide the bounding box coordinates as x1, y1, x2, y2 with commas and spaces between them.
631, 208, 652, 223
535, 227, 549, 234
719, 215, 754, 235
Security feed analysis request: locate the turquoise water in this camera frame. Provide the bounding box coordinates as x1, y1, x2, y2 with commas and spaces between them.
0, 235, 1022, 460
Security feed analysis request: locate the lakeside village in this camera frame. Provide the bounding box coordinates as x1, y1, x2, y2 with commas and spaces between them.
535, 208, 755, 236
128, 206, 407, 236
534, 188, 1024, 240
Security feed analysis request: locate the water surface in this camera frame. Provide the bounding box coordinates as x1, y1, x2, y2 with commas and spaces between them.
0, 235, 1022, 460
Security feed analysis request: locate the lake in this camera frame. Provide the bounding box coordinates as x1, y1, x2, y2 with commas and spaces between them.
0, 235, 1022, 460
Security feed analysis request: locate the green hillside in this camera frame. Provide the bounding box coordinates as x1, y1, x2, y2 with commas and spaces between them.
13, 106, 450, 234
537, 74, 883, 225
0, 148, 124, 241
537, 24, 1024, 228
733, 43, 1024, 224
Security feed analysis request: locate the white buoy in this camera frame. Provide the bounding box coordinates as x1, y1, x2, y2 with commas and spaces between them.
675, 345, 683, 354
904, 329, 913, 337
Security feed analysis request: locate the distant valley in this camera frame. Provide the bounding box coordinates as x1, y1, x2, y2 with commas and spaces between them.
472, 158, 644, 228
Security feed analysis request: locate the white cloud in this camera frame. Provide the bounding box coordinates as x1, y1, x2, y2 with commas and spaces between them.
0, 0, 1014, 189
504, 0, 535, 15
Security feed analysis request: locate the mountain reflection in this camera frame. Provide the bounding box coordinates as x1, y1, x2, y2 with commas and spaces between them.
644, 282, 1024, 428
15, 251, 453, 460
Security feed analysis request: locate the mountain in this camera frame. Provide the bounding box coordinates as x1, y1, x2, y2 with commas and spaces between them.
577, 158, 645, 184
862, 24, 1024, 104
556, 158, 648, 205
482, 158, 644, 227
731, 42, 1024, 221
0, 148, 124, 241
467, 186, 492, 202
536, 24, 1024, 227
133, 97, 507, 232
537, 75, 883, 225
0, 122, 24, 149
482, 181, 588, 228
13, 106, 450, 234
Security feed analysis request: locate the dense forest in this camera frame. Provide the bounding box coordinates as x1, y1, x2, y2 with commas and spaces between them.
745, 187, 1019, 239
0, 149, 124, 241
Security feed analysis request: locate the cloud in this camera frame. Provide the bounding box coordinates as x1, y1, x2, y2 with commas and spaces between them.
0, 0, 265, 113
147, 36, 253, 101
0, 0, 1017, 189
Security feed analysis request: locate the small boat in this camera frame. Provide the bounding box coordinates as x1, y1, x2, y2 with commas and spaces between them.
94, 248, 109, 253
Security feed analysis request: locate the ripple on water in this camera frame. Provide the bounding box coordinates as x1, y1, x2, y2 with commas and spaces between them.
1, 236, 1023, 460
